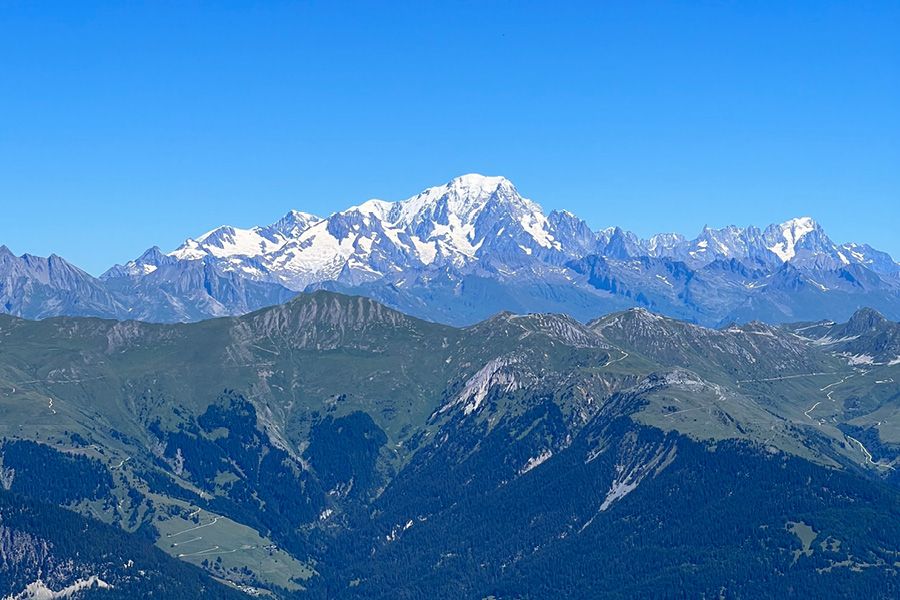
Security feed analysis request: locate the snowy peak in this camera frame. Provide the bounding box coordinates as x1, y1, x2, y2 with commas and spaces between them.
417, 173, 516, 212
693, 225, 750, 259
156, 174, 563, 290
269, 209, 322, 238
839, 242, 900, 276
108, 176, 898, 309
173, 225, 278, 261
630, 217, 855, 269
451, 172, 513, 191
101, 246, 172, 278
170, 209, 323, 263
5, 173, 900, 327
764, 217, 821, 262
440, 173, 517, 209
392, 174, 515, 226
389, 173, 558, 254
646, 232, 686, 257
248, 173, 567, 288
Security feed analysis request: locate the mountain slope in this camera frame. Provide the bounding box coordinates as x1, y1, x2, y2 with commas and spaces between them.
1, 293, 900, 596
4, 175, 900, 326
0, 246, 296, 323
0, 485, 247, 599
0, 245, 126, 319
787, 307, 900, 365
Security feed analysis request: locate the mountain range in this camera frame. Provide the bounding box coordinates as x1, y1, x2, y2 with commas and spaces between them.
3, 174, 899, 327
1, 291, 899, 597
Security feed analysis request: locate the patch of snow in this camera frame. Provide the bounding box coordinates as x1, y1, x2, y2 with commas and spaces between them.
843, 353, 874, 366
172, 225, 288, 260
814, 334, 860, 346
519, 212, 558, 250
386, 519, 414, 542
519, 449, 553, 474
410, 236, 437, 265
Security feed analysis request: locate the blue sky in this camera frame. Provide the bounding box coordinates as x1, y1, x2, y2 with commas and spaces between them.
1, 1, 898, 274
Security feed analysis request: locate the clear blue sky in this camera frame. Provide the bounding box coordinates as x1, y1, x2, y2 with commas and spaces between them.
2, 1, 898, 274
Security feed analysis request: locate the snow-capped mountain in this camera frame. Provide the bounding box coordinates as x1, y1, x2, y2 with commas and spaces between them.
171, 175, 569, 288
838, 242, 900, 276
169, 210, 322, 262
639, 218, 845, 269
118, 173, 896, 289
4, 174, 900, 325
